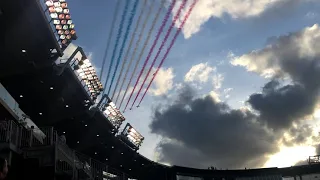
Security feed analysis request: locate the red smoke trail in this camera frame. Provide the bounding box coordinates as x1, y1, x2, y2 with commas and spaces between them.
130, 0, 188, 109
123, 0, 177, 112
137, 0, 198, 106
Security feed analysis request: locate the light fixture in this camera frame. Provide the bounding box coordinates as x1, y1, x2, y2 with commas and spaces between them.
49, 7, 55, 13
61, 2, 67, 8
69, 24, 75, 29
63, 132, 65, 134
60, 35, 66, 39
142, 164, 144, 166
55, 7, 63, 13
50, 13, 58, 18
85, 124, 88, 127
95, 152, 97, 155
20, 95, 23, 98
56, 25, 62, 30
111, 146, 114, 149
50, 87, 54, 90
22, 49, 26, 53
59, 0, 66, 2
53, 2, 60, 7
39, 113, 43, 115
45, 0, 53, 7
53, 20, 60, 25
63, 8, 69, 14
120, 165, 122, 167
77, 141, 79, 144
105, 158, 108, 161
134, 159, 136, 162
67, 20, 72, 24
97, 134, 100, 137
58, 14, 65, 19
121, 152, 123, 155
65, 105, 69, 108
129, 169, 131, 171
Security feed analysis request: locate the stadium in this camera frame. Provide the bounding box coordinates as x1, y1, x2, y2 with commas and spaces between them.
0, 0, 320, 180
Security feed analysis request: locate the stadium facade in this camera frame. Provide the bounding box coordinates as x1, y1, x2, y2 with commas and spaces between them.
1, 0, 320, 180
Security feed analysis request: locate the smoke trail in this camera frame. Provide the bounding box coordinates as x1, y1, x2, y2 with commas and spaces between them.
130, 0, 187, 109
118, 0, 166, 110
123, 0, 177, 112
114, 0, 157, 105
102, 0, 130, 95
99, 0, 121, 81
107, 0, 140, 95
138, 0, 198, 106
111, 0, 148, 100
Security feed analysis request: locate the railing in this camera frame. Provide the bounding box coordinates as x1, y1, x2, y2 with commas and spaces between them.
309, 155, 320, 164
0, 120, 129, 179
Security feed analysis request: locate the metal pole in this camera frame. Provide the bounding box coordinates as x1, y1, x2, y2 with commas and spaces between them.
57, 46, 82, 76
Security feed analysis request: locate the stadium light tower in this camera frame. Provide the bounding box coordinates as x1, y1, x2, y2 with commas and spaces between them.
119, 123, 144, 151
45, 0, 77, 49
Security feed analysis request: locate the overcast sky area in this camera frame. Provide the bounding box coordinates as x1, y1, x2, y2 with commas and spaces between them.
66, 0, 320, 169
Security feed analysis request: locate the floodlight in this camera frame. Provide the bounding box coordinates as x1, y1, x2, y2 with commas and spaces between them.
61, 3, 67, 8
67, 20, 72, 24
63, 8, 69, 14
66, 15, 71, 19
61, 39, 67, 44
49, 7, 55, 13
58, 14, 65, 19
66, 35, 71, 39
54, 2, 60, 7
69, 24, 75, 29
59, 0, 66, 2
45, 0, 54, 7
60, 35, 66, 40
50, 13, 58, 18
53, 20, 60, 24
63, 25, 68, 30
56, 25, 62, 30
55, 7, 63, 13
70, 30, 76, 35
64, 30, 70, 35
121, 123, 144, 149
58, 30, 64, 35
61, 20, 66, 24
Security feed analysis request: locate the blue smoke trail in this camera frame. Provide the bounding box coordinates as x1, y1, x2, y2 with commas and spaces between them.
103, 0, 130, 95
107, 0, 140, 95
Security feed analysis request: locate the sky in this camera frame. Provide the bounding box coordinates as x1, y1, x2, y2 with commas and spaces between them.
64, 0, 320, 169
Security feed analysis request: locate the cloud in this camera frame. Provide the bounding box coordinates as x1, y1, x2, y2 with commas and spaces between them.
305, 11, 318, 19
150, 24, 320, 168
212, 74, 224, 89
150, 86, 279, 169
248, 80, 318, 131
149, 67, 175, 96
173, 0, 313, 38
231, 24, 320, 78
184, 63, 216, 83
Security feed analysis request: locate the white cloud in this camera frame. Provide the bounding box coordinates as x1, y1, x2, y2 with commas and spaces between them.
230, 24, 320, 78
184, 63, 216, 83
149, 67, 175, 96
212, 73, 224, 89
223, 88, 233, 99
173, 0, 301, 39
209, 90, 221, 102
305, 11, 318, 19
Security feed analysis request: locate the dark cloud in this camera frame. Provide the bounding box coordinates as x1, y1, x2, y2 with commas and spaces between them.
283, 124, 314, 146
150, 25, 320, 169
248, 81, 316, 131
150, 86, 278, 169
